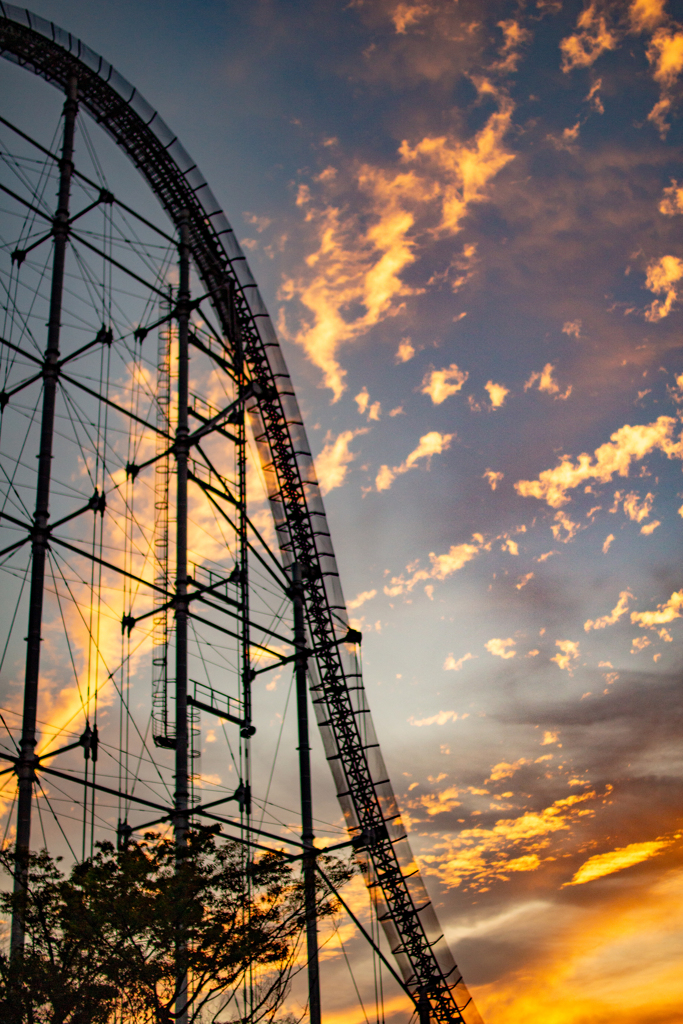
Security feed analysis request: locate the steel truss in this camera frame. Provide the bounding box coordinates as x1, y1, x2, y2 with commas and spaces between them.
0, 6, 483, 1022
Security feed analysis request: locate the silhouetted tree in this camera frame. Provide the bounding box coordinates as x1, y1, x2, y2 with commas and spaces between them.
0, 826, 351, 1023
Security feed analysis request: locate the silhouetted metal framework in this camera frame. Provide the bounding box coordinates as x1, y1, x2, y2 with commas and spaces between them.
0, 7, 483, 1022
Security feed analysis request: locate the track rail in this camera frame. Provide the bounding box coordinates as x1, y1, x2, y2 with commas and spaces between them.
0, 7, 482, 1021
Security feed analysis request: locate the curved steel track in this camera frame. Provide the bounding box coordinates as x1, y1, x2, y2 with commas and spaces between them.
0, 6, 482, 1021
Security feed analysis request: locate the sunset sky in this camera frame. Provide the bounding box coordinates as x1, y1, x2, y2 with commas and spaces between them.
4, 1, 683, 1021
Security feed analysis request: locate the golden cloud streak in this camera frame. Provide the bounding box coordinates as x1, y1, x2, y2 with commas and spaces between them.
281, 92, 514, 399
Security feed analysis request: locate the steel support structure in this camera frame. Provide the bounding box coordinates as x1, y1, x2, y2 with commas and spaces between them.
293, 562, 321, 1024
10, 72, 78, 956
0, 9, 483, 1021
174, 211, 191, 1024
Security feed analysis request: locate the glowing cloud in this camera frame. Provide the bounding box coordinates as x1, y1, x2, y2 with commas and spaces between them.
585, 591, 632, 631
515, 416, 683, 508
647, 27, 683, 135
486, 637, 516, 659
283, 93, 514, 399
562, 319, 582, 338
623, 491, 654, 522
660, 178, 683, 216
395, 337, 415, 363
485, 381, 509, 409
551, 510, 580, 542
420, 363, 468, 404
375, 430, 454, 491
602, 533, 615, 553
354, 387, 370, 415
483, 469, 504, 490
444, 652, 475, 672
383, 534, 484, 596
410, 709, 460, 727
315, 429, 366, 494
419, 789, 602, 890
629, 0, 667, 33
524, 363, 572, 400
488, 758, 530, 782
391, 3, 431, 34
631, 589, 683, 628
560, 4, 618, 73
347, 589, 377, 610
551, 639, 580, 674
565, 840, 669, 886
644, 254, 683, 320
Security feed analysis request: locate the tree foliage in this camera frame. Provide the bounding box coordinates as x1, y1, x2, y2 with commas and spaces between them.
0, 827, 352, 1023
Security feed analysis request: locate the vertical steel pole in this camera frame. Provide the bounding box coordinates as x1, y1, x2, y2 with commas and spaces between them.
11, 75, 78, 955
292, 563, 321, 1024
418, 989, 431, 1024
174, 211, 191, 1024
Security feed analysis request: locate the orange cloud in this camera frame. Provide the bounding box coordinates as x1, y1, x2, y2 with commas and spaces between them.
483, 468, 504, 490
524, 363, 572, 400
315, 429, 367, 494
647, 26, 683, 135
485, 637, 516, 659
659, 178, 683, 215
375, 430, 453, 491
282, 91, 514, 399
347, 589, 377, 610
485, 380, 509, 409
488, 758, 530, 782
644, 254, 683, 320
444, 652, 476, 671
515, 416, 683, 508
565, 840, 670, 886
584, 590, 633, 631
560, 4, 618, 73
419, 788, 601, 890
391, 2, 431, 34
631, 589, 683, 628
420, 363, 469, 404
475, 866, 683, 1024
409, 709, 460, 727
395, 336, 415, 362
622, 490, 654, 522
629, 0, 667, 33
383, 534, 484, 596
551, 639, 580, 674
